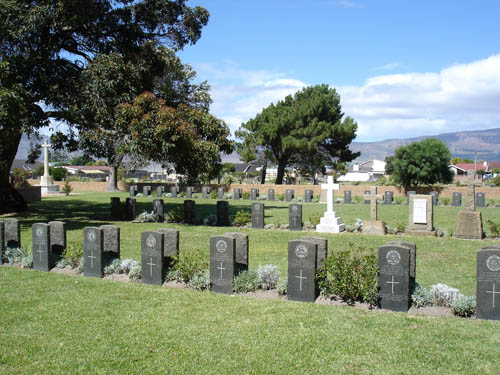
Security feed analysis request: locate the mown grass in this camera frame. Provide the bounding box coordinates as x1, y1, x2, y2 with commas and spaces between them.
1, 192, 500, 374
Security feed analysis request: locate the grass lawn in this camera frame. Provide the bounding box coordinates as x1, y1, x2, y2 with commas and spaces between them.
1, 192, 500, 374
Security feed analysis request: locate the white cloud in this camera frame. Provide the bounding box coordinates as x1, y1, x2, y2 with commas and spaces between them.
374, 62, 401, 71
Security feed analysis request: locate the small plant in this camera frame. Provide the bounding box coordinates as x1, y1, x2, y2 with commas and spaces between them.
137, 210, 156, 222
277, 279, 288, 295
394, 196, 406, 205
128, 264, 141, 281
188, 270, 210, 291
171, 249, 209, 282
242, 191, 250, 200
276, 193, 285, 201
257, 264, 280, 289
486, 219, 500, 238
396, 222, 406, 233
5, 247, 27, 264
202, 214, 217, 226
209, 189, 218, 199
451, 295, 476, 318
233, 210, 251, 227
63, 243, 84, 268
308, 214, 321, 227
166, 206, 184, 223
21, 254, 33, 269
411, 284, 433, 308
352, 196, 363, 204
61, 180, 73, 196
232, 270, 260, 293
104, 258, 123, 275
429, 283, 463, 307
440, 197, 451, 206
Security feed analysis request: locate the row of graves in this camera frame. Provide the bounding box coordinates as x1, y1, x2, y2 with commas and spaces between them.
1, 217, 500, 320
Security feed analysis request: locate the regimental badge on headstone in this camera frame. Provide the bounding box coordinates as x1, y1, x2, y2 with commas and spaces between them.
83, 227, 104, 278
141, 231, 165, 286
288, 240, 318, 302
32, 223, 51, 272
477, 246, 500, 320
210, 235, 236, 294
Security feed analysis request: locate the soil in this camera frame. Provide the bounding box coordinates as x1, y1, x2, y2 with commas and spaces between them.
50, 266, 82, 276
103, 273, 132, 283
163, 280, 190, 289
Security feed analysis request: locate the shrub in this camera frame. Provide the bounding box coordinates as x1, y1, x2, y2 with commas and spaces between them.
210, 189, 218, 199
451, 295, 476, 318
128, 264, 141, 281
202, 214, 217, 226
257, 264, 280, 289
5, 247, 28, 264
171, 249, 209, 282
188, 270, 210, 291
316, 243, 378, 306
166, 206, 184, 223
233, 270, 260, 293
396, 222, 406, 233
21, 254, 33, 269
492, 176, 500, 187
137, 211, 156, 222
242, 191, 250, 200
429, 283, 463, 307
61, 181, 73, 196
486, 219, 500, 237
233, 210, 251, 227
277, 279, 288, 295
63, 243, 84, 268
308, 214, 321, 226
411, 284, 433, 308
104, 258, 123, 275
394, 196, 406, 205
352, 196, 363, 204
440, 197, 451, 206
276, 193, 285, 201
50, 167, 67, 181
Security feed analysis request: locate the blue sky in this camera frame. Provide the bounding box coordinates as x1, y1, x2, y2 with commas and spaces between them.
178, 0, 500, 142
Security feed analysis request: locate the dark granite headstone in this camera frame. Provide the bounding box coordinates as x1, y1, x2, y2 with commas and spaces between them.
143, 186, 151, 196
288, 239, 318, 302
224, 232, 249, 274
48, 221, 66, 259
217, 187, 224, 199
286, 189, 294, 202
170, 186, 177, 198
156, 228, 179, 267
406, 191, 416, 205
186, 187, 193, 198
156, 186, 164, 197
429, 191, 439, 206
251, 188, 259, 200
126, 198, 136, 220
301, 236, 327, 268
476, 246, 500, 320
252, 203, 265, 229
0, 221, 3, 265
32, 223, 51, 271
305, 190, 313, 202
100, 225, 120, 259
141, 231, 165, 285
476, 192, 485, 208
378, 242, 411, 312
452, 192, 462, 206
110, 197, 122, 220
130, 186, 137, 197
344, 190, 351, 204
268, 188, 275, 201
364, 190, 371, 204
289, 204, 302, 231
216, 201, 229, 226
384, 191, 393, 205
4, 218, 20, 248
183, 200, 195, 224
83, 227, 104, 278
153, 199, 164, 222
233, 188, 241, 200
210, 235, 236, 294
383, 241, 416, 293
202, 187, 210, 199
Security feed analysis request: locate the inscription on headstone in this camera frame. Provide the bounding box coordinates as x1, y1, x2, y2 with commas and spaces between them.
216, 201, 229, 226
384, 191, 393, 205
110, 197, 122, 220
224, 232, 249, 274
48, 221, 66, 259
289, 204, 303, 231
141, 231, 165, 285
384, 241, 416, 293
32, 223, 51, 271
477, 246, 500, 320
476, 192, 485, 208
183, 200, 195, 224
83, 227, 104, 278
288, 240, 318, 302
452, 192, 462, 206
344, 190, 351, 204
455, 211, 483, 239
126, 198, 136, 221
217, 187, 224, 199
268, 188, 275, 201
286, 189, 294, 202
251, 188, 259, 200
153, 199, 164, 222
210, 235, 236, 294
252, 203, 265, 229
186, 187, 193, 198
305, 190, 313, 203
5, 218, 20, 248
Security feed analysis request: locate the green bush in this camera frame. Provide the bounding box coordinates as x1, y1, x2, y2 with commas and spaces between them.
233, 210, 251, 227
396, 222, 406, 233
441, 197, 451, 206
166, 206, 184, 223
316, 243, 378, 306
394, 196, 406, 205
50, 167, 67, 181
492, 176, 500, 187
187, 270, 210, 291
242, 191, 250, 200
232, 270, 260, 293
308, 214, 321, 226
171, 249, 209, 282
451, 295, 476, 318
61, 181, 73, 196
276, 193, 285, 201
486, 219, 500, 237
352, 196, 363, 204
63, 242, 84, 268
209, 189, 217, 199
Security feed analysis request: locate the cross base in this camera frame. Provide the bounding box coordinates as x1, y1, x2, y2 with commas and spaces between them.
316, 211, 345, 233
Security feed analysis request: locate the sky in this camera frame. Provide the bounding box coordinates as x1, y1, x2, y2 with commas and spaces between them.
177, 0, 500, 143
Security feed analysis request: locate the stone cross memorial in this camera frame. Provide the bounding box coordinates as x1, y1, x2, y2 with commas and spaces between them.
289, 204, 303, 231
252, 203, 265, 229
452, 192, 462, 206
153, 199, 164, 222
362, 186, 386, 235
32, 223, 51, 272
126, 198, 136, 221
305, 190, 313, 203
344, 190, 351, 204
141, 231, 165, 285
251, 188, 259, 200
100, 225, 120, 259
316, 176, 345, 233
39, 140, 59, 194
202, 187, 210, 199
49, 221, 66, 259
406, 195, 435, 236
216, 201, 229, 226
384, 191, 393, 205
210, 235, 236, 294
0, 221, 4, 265
268, 188, 275, 201
186, 187, 193, 198
455, 170, 483, 239
224, 232, 249, 274
184, 200, 195, 224
83, 227, 104, 278
378, 241, 412, 312
288, 239, 318, 302
476, 246, 500, 320
5, 218, 21, 248
286, 189, 294, 202
110, 197, 122, 220
476, 192, 485, 208
217, 187, 224, 199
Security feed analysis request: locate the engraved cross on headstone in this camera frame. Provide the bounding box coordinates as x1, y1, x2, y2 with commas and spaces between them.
386, 275, 399, 294
218, 262, 226, 278
486, 282, 500, 308
147, 257, 156, 277
295, 269, 307, 291
35, 247, 44, 262
88, 248, 96, 269
321, 176, 340, 214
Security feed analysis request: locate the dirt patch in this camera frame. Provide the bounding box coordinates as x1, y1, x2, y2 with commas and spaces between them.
408, 305, 455, 318
241, 289, 287, 300
163, 280, 190, 289
315, 296, 374, 310
103, 273, 132, 283
50, 267, 82, 276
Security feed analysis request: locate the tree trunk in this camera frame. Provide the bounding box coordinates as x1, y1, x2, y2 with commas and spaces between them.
106, 164, 119, 191
0, 129, 27, 213
260, 161, 267, 184
275, 161, 286, 185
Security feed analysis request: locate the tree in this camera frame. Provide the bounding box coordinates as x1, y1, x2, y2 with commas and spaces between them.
384, 156, 395, 175
450, 157, 473, 164
236, 85, 359, 184
390, 138, 453, 191
70, 155, 93, 166
0, 0, 209, 211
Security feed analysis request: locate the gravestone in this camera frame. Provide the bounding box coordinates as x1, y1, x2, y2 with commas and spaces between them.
125, 198, 136, 221
476, 246, 500, 320
301, 236, 328, 268
143, 186, 151, 197
130, 186, 137, 197
316, 176, 345, 233
32, 223, 51, 271
141, 231, 165, 285
476, 192, 485, 208
286, 189, 294, 202
363, 186, 386, 235
202, 187, 210, 199
251, 188, 259, 200
384, 191, 393, 205
224, 232, 249, 274
344, 190, 351, 204
289, 204, 303, 231
268, 188, 275, 201
406, 195, 435, 236
153, 199, 164, 222
170, 186, 177, 198
455, 170, 483, 239
305, 190, 313, 203
186, 187, 193, 198
156, 228, 179, 267
0, 221, 3, 265
217, 187, 224, 199
233, 188, 241, 200
288, 239, 318, 302
378, 242, 411, 312
157, 186, 164, 197
406, 191, 416, 205
210, 235, 236, 294
384, 241, 416, 293
452, 192, 462, 206
48, 221, 66, 259
100, 225, 120, 259
183, 200, 195, 224
252, 203, 265, 229
83, 227, 104, 278
110, 197, 122, 220
429, 191, 439, 206
364, 190, 371, 204
216, 201, 229, 226
5, 218, 20, 248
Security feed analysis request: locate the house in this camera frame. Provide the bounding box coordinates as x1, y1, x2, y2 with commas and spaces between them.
337, 159, 386, 182
63, 165, 110, 180
448, 162, 488, 176
10, 160, 44, 178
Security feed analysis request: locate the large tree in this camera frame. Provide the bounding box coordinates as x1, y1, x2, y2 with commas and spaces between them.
390, 138, 453, 191
0, 0, 209, 211
236, 85, 359, 184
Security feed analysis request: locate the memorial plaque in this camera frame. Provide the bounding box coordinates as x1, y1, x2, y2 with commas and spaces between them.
429, 191, 439, 206
305, 190, 313, 203
184, 200, 195, 224
4, 218, 20, 248
157, 186, 164, 197
289, 204, 302, 231
217, 187, 224, 199
141, 231, 165, 285
452, 192, 462, 206
186, 187, 193, 198
251, 188, 259, 201
384, 191, 393, 205
344, 190, 351, 204
157, 228, 179, 266
202, 187, 210, 199
100, 225, 120, 258
233, 188, 241, 200
476, 192, 485, 208
0, 221, 3, 265
224, 232, 249, 274
301, 236, 328, 268
130, 186, 137, 197
143, 186, 151, 196
32, 223, 51, 271
170, 186, 177, 198
126, 198, 136, 221
378, 243, 411, 312
110, 197, 122, 220
288, 240, 318, 302
286, 189, 294, 202
216, 201, 229, 226
268, 188, 275, 201
477, 246, 500, 320
406, 191, 416, 205
252, 203, 265, 229
153, 199, 164, 222
83, 227, 104, 278
455, 211, 483, 239
413, 199, 427, 224
48, 221, 66, 259
210, 235, 236, 294
364, 190, 371, 204
407, 195, 434, 234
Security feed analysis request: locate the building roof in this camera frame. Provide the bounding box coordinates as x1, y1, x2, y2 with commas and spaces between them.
10, 159, 43, 172
454, 163, 486, 171
64, 165, 111, 172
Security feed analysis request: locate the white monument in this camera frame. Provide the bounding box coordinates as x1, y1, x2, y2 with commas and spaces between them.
38, 140, 59, 194
316, 176, 345, 233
